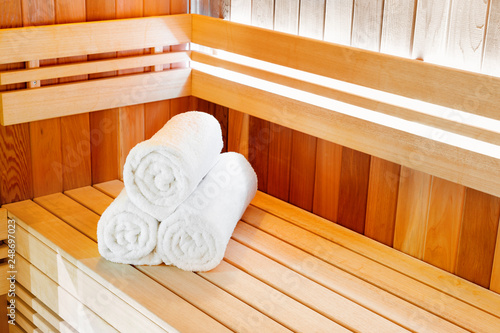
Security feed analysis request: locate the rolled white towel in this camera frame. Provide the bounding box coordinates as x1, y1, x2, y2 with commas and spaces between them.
157, 152, 257, 271
123, 111, 223, 220
97, 189, 161, 265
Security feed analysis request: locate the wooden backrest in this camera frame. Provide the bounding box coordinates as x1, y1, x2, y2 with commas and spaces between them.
1, 13, 499, 199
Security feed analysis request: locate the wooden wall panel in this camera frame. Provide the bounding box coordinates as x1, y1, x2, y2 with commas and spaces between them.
483, 0, 500, 76
455, 188, 500, 288
324, 0, 353, 45
274, 0, 299, 34
380, 0, 416, 57
364, 157, 400, 247
312, 139, 342, 222
446, 0, 489, 71
394, 167, 432, 259
57, 0, 92, 191
288, 131, 316, 211
248, 117, 270, 192
412, 0, 452, 63
423, 177, 465, 272
337, 148, 371, 234
0, 0, 33, 205
227, 109, 249, 159
298, 0, 326, 39
351, 0, 384, 51
252, 0, 274, 29
230, 0, 251, 24
491, 222, 500, 293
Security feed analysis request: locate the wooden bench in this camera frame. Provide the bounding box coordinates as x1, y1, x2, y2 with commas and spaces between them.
1, 13, 500, 333
2, 180, 500, 332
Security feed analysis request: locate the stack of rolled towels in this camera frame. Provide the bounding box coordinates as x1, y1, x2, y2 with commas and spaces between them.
96, 111, 258, 271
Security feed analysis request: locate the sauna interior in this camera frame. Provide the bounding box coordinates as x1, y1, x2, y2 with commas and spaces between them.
1, 0, 500, 332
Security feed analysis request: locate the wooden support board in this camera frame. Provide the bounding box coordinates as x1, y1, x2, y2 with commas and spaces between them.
2, 181, 500, 332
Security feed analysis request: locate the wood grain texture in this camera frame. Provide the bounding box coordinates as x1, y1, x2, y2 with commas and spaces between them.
351, 0, 384, 51
274, 0, 299, 34
214, 104, 228, 152
393, 167, 432, 259
211, 0, 230, 19
30, 118, 63, 197
423, 177, 465, 272
288, 131, 316, 211
144, 0, 170, 16
483, 0, 500, 76
267, 123, 292, 202
491, 217, 500, 293
337, 147, 371, 233
446, 0, 489, 71
324, 0, 353, 45
230, 0, 251, 24
312, 139, 342, 222
412, 0, 452, 63
298, 0, 326, 39
90, 109, 119, 184
380, 0, 416, 57
455, 188, 500, 288
248, 117, 270, 192
364, 157, 400, 246
0, 294, 8, 333
57, 0, 90, 192
118, 105, 144, 179
251, 0, 274, 29
227, 109, 249, 159
144, 101, 171, 140
170, 96, 190, 117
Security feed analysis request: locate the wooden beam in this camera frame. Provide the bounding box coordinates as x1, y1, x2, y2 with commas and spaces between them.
0, 51, 191, 85
192, 14, 500, 121
191, 70, 500, 199
0, 68, 191, 125
0, 14, 191, 64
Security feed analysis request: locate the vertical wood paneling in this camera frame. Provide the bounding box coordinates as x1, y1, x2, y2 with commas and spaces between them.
351, 0, 384, 51
380, 0, 416, 57
22, 0, 63, 197
170, 0, 190, 112
483, 0, 500, 75
252, 0, 274, 29
423, 177, 465, 272
267, 123, 292, 202
30, 119, 63, 197
87, 0, 119, 184
394, 167, 432, 259
337, 148, 371, 234
298, 0, 326, 39
227, 109, 249, 159
288, 132, 316, 211
144, 0, 171, 141
455, 188, 500, 288
274, 0, 299, 34
446, 0, 489, 71
312, 139, 342, 222
57, 0, 92, 191
364, 157, 400, 246
0, 0, 33, 205
324, 0, 354, 45
412, 0, 452, 63
214, 104, 229, 152
230, 0, 251, 24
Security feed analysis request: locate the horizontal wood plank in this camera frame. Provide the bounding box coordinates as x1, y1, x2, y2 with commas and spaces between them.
0, 14, 191, 64
0, 262, 8, 294
191, 70, 500, 199
1, 68, 191, 125
93, 180, 124, 198
192, 14, 500, 121
0, 51, 191, 85
15, 298, 59, 333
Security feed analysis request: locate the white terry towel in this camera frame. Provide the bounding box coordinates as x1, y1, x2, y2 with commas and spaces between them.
97, 189, 162, 265
157, 152, 257, 272
123, 111, 223, 220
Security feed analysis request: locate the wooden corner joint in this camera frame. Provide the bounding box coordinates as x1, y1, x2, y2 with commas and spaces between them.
26, 60, 41, 88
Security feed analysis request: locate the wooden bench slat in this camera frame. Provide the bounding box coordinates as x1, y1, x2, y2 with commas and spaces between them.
0, 15, 191, 64
138, 265, 291, 333
14, 311, 41, 333
192, 51, 500, 147
199, 260, 350, 333
0, 68, 192, 125
251, 191, 500, 317
16, 284, 78, 333
93, 180, 125, 199
15, 298, 59, 333
233, 221, 467, 333
4, 200, 231, 333
224, 239, 408, 332
192, 14, 500, 121
0, 52, 191, 85
242, 204, 500, 332
57, 183, 346, 332
0, 207, 7, 240
65, 186, 114, 216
